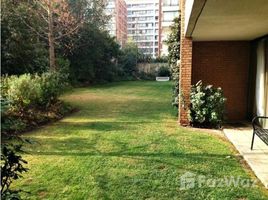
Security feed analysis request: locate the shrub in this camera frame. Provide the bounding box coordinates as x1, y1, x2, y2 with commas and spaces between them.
56, 57, 70, 75
119, 42, 139, 78
152, 56, 168, 63
1, 142, 28, 200
1, 73, 68, 109
157, 66, 171, 77
171, 61, 180, 109
137, 71, 155, 80
1, 72, 70, 134
189, 81, 226, 128
1, 98, 27, 134
4, 74, 42, 112
38, 72, 68, 108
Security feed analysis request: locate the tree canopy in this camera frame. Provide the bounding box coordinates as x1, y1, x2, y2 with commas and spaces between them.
1, 0, 160, 84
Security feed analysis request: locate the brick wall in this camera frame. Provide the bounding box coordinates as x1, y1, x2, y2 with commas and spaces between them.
179, 0, 192, 125
192, 41, 250, 120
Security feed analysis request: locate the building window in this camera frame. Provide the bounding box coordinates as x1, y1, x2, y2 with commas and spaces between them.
163, 0, 179, 6
146, 30, 153, 34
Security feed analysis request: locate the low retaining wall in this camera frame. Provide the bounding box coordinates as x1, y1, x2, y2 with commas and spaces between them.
137, 63, 168, 74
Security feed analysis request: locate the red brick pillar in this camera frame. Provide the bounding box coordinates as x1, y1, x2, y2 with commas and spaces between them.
179, 0, 192, 126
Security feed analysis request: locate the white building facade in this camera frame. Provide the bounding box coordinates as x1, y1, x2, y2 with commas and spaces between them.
106, 1, 117, 37
160, 0, 180, 56
126, 0, 160, 58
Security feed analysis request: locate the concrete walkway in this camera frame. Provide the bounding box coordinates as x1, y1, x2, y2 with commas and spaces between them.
223, 123, 268, 188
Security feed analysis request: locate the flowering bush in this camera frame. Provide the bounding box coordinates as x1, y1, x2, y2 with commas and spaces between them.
189, 81, 226, 128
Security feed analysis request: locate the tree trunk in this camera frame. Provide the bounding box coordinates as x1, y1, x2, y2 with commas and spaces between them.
48, 0, 56, 71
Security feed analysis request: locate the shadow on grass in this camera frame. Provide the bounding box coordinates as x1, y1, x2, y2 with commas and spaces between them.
27, 150, 233, 160
56, 121, 132, 132
50, 121, 170, 133
26, 149, 239, 176
16, 81, 268, 200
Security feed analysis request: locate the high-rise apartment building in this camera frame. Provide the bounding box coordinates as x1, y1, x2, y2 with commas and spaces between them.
159, 0, 179, 56
126, 0, 179, 58
126, 0, 160, 58
106, 0, 128, 47
106, 0, 179, 57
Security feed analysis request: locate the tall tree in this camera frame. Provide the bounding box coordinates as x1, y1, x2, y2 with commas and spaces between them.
166, 16, 181, 68
1, 0, 48, 75
66, 0, 122, 83
118, 41, 140, 77
17, 0, 84, 70
166, 15, 181, 109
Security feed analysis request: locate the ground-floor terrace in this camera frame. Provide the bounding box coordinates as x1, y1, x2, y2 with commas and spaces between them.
179, 0, 268, 125
187, 30, 268, 188
190, 39, 268, 122
224, 123, 268, 188
179, 0, 268, 188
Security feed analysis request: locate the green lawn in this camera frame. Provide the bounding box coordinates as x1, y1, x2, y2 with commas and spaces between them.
15, 81, 268, 199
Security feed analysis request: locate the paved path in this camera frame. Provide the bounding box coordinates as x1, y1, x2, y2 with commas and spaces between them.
224, 124, 268, 188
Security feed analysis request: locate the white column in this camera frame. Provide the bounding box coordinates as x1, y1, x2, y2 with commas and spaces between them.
255, 39, 268, 128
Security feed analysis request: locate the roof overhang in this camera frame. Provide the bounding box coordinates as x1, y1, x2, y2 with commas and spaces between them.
185, 0, 268, 41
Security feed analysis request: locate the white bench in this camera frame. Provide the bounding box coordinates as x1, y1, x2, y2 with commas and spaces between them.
156, 77, 170, 81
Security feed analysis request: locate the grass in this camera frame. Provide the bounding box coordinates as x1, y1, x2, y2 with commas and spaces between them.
14, 81, 268, 199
